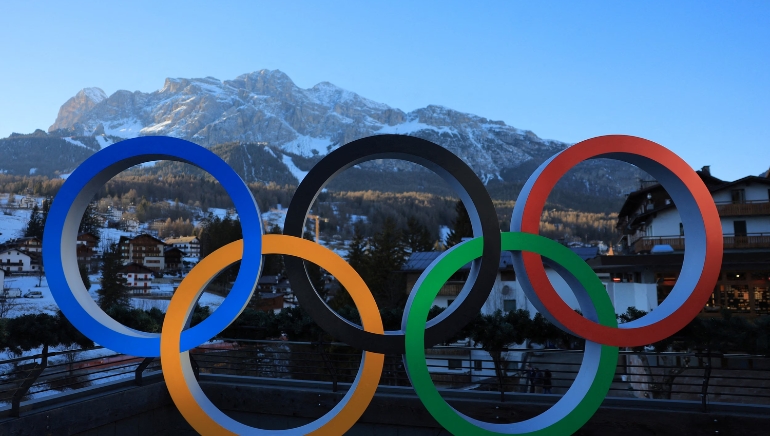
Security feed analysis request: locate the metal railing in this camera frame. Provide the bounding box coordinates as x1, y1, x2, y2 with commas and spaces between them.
1, 340, 769, 418
632, 233, 770, 252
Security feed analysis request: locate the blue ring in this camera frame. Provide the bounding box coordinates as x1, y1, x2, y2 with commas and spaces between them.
43, 136, 262, 357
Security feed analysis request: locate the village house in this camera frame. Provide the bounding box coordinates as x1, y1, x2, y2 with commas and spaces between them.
164, 236, 201, 259
17, 196, 37, 209
0, 248, 42, 274
163, 247, 185, 272
401, 248, 658, 318
118, 234, 166, 272
16, 237, 42, 253
611, 167, 770, 315
119, 263, 155, 293
76, 232, 100, 272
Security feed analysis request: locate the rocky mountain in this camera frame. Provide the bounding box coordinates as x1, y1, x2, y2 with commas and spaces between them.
3, 69, 647, 212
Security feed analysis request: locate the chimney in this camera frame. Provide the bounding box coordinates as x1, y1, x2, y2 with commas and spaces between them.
701, 165, 711, 176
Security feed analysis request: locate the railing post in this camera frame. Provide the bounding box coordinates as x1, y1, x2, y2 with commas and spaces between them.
190, 353, 200, 380
11, 347, 49, 417
314, 339, 338, 392
134, 357, 155, 386
700, 350, 712, 413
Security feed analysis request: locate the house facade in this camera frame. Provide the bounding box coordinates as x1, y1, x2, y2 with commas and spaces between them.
0, 249, 41, 274
119, 263, 155, 292
402, 249, 658, 318
118, 234, 166, 272
615, 167, 770, 315
77, 232, 100, 272
164, 236, 201, 259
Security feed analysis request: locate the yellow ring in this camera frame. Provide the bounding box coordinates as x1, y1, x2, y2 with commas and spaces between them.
160, 235, 385, 435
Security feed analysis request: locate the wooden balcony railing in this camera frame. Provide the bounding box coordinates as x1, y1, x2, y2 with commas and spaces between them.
632, 233, 770, 253
715, 200, 770, 217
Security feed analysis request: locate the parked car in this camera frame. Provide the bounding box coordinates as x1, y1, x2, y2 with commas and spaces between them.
24, 290, 43, 298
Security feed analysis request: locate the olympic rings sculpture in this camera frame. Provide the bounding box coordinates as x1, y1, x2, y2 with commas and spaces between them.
42, 134, 722, 435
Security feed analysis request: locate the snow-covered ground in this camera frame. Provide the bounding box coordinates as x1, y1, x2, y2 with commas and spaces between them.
281, 154, 309, 182
0, 208, 29, 243
99, 227, 136, 244
261, 208, 287, 230
2, 274, 225, 319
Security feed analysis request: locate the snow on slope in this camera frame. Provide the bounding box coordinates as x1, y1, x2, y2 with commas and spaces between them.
281, 155, 309, 183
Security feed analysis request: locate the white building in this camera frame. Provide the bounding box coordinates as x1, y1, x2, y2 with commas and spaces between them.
619, 169, 770, 253
615, 167, 770, 314
164, 236, 201, 259
0, 249, 41, 274
119, 263, 155, 293
402, 250, 658, 319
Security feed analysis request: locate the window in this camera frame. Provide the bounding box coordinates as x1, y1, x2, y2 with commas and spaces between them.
503, 299, 517, 311
447, 359, 463, 370
731, 189, 746, 204
679, 223, 684, 236
474, 360, 483, 371
734, 221, 747, 237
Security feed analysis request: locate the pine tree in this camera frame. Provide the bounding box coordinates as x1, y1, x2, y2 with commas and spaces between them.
97, 244, 130, 310
403, 215, 433, 253
369, 217, 407, 309
78, 202, 101, 239
23, 204, 44, 239
446, 201, 473, 247
332, 228, 369, 309
79, 264, 92, 291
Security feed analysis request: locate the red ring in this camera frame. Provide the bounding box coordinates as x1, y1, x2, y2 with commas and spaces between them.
519, 135, 722, 347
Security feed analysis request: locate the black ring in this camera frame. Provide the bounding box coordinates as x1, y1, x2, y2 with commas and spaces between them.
283, 134, 500, 354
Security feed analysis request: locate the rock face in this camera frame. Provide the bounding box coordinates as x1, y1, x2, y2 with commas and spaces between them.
49, 88, 107, 132
47, 70, 571, 181
46, 70, 646, 205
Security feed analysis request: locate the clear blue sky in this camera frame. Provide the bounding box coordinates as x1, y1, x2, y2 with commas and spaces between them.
1, 1, 767, 181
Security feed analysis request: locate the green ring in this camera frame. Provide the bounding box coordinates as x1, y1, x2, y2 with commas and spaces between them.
404, 232, 619, 435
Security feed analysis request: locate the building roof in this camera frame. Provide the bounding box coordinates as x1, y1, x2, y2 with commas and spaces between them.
121, 234, 165, 246
618, 172, 770, 226
164, 247, 186, 255
165, 236, 200, 244
77, 232, 99, 241
618, 169, 725, 221
119, 263, 156, 275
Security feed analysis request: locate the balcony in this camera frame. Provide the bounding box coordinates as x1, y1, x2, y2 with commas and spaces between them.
632, 233, 770, 253
715, 200, 770, 217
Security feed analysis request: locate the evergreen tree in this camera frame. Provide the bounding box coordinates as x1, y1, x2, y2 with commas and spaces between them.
40, 198, 51, 233
369, 217, 407, 309
332, 228, 369, 309
79, 264, 92, 291
403, 215, 433, 253
23, 204, 44, 239
97, 244, 130, 310
78, 202, 101, 239
445, 201, 473, 247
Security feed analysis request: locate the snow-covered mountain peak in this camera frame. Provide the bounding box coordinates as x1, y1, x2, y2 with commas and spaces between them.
79, 87, 107, 104
47, 69, 579, 180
